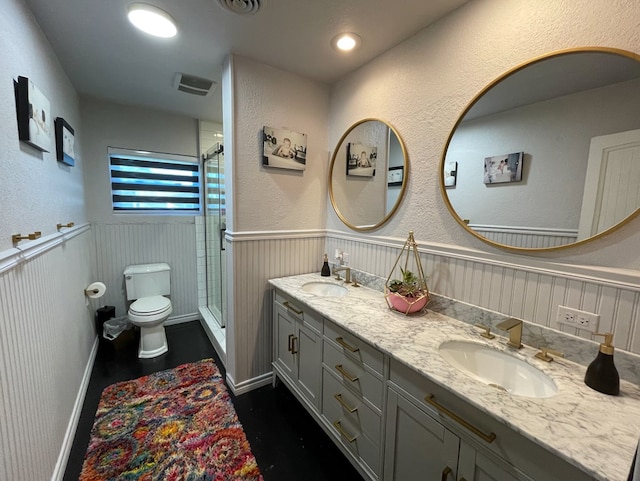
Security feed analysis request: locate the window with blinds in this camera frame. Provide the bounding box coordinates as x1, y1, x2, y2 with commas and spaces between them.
108, 148, 201, 213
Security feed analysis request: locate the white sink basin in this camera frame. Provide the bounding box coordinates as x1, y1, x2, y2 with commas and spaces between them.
439, 340, 558, 398
301, 281, 348, 297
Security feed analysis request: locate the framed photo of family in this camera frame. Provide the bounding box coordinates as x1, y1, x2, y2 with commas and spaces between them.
262, 126, 308, 171
55, 117, 75, 166
16, 76, 52, 152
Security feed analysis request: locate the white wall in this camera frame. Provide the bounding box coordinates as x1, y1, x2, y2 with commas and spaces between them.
328, 0, 640, 267
0, 1, 94, 480
81, 98, 200, 320
225, 55, 329, 389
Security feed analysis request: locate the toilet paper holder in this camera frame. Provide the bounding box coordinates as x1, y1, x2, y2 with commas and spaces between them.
84, 281, 107, 298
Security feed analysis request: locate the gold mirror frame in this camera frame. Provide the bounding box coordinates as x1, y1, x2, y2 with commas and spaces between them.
330, 118, 409, 231
439, 47, 640, 252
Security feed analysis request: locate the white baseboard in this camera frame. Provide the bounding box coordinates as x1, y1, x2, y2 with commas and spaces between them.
165, 312, 201, 326
51, 335, 99, 481
226, 371, 273, 396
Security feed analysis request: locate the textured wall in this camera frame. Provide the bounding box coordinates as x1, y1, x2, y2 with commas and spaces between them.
0, 0, 86, 250
327, 0, 640, 269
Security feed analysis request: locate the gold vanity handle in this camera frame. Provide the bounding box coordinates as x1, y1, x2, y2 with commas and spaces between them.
336, 336, 359, 352
425, 394, 497, 444
290, 336, 298, 354
283, 301, 303, 315
333, 420, 357, 443
335, 364, 358, 382
334, 393, 357, 413
441, 466, 452, 481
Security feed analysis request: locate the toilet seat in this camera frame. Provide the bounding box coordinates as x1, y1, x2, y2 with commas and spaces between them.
128, 296, 172, 324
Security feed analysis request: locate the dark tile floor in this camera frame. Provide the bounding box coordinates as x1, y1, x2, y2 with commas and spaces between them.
63, 321, 364, 481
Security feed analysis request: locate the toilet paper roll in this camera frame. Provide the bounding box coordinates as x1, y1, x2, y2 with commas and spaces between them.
85, 281, 107, 299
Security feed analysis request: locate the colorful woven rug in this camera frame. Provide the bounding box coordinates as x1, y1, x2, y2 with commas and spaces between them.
79, 359, 263, 481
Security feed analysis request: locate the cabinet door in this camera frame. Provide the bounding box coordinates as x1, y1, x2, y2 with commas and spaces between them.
457, 441, 534, 481
384, 388, 459, 481
274, 302, 296, 378
296, 322, 322, 407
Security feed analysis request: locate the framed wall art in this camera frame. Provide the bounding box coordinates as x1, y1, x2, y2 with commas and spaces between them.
444, 161, 457, 187
483, 152, 523, 184
262, 126, 307, 171
347, 142, 377, 177
55, 117, 75, 166
16, 76, 52, 152
387, 166, 404, 186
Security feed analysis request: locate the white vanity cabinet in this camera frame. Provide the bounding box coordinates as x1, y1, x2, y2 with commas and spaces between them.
321, 320, 386, 479
385, 359, 594, 481
272, 290, 323, 411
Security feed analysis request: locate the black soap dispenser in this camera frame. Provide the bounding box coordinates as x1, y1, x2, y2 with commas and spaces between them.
321, 254, 331, 277
584, 332, 620, 396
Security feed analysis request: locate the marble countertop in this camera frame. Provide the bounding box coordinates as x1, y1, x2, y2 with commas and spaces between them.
269, 273, 640, 481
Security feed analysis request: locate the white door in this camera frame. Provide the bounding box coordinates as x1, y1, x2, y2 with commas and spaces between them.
578, 129, 640, 240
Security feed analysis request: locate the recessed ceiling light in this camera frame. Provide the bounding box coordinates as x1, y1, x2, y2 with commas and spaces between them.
127, 3, 177, 38
331, 33, 362, 52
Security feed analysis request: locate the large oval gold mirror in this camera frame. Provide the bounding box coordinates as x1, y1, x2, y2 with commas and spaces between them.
441, 47, 640, 252
330, 119, 408, 231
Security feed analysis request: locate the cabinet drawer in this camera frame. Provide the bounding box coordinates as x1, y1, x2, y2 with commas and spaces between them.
324, 320, 384, 375
275, 290, 322, 333
323, 368, 381, 477
324, 340, 384, 411
323, 368, 382, 443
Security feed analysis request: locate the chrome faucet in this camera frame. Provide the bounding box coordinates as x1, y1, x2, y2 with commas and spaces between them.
496, 318, 523, 349
334, 266, 351, 284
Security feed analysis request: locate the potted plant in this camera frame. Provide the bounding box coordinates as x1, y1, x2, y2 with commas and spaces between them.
386, 267, 430, 314
384, 231, 430, 315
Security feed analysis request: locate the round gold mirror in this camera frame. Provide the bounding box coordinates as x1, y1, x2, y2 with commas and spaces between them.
330, 119, 408, 231
440, 47, 640, 252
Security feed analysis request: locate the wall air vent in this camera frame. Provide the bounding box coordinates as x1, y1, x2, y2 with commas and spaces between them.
173, 73, 217, 96
215, 0, 262, 16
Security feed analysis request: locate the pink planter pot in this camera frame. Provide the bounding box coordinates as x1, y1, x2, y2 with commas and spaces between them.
387, 292, 429, 314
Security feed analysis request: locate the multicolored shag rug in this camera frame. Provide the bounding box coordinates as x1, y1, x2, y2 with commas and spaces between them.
79, 359, 263, 481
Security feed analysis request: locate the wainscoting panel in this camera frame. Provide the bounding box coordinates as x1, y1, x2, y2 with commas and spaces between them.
93, 222, 198, 320
0, 228, 95, 481
227, 232, 325, 385
468, 224, 578, 249
325, 232, 640, 355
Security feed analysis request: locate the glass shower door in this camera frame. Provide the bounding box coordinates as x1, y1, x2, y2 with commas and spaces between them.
204, 144, 226, 328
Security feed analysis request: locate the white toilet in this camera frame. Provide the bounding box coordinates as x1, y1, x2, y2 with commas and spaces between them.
124, 263, 173, 359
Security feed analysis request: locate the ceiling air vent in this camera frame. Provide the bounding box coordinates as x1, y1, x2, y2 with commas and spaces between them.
173, 73, 217, 96
215, 0, 262, 16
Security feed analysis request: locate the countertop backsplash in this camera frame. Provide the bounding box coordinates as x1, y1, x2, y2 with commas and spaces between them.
340, 264, 640, 386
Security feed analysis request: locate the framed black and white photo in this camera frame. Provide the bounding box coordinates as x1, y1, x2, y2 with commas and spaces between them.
387, 166, 404, 186
262, 126, 307, 171
483, 152, 523, 184
444, 161, 457, 187
347, 142, 376, 177
16, 76, 52, 152
55, 117, 75, 166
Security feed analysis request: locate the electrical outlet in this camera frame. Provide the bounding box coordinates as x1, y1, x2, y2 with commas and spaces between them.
557, 305, 600, 332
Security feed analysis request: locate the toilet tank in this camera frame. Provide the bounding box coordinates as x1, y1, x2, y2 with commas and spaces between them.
124, 263, 171, 300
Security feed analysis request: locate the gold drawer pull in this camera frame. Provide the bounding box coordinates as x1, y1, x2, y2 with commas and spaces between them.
336, 336, 359, 352
335, 364, 358, 382
283, 301, 303, 315
290, 336, 298, 354
287, 334, 294, 353
442, 466, 452, 481
333, 420, 357, 443
425, 394, 496, 444
334, 393, 357, 413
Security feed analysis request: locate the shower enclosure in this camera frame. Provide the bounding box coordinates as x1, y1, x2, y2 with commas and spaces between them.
203, 143, 226, 328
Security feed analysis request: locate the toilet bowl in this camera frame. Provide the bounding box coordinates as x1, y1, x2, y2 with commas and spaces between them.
128, 295, 172, 358
124, 263, 173, 359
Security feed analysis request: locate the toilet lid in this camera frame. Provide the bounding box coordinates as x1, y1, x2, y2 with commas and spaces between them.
130, 296, 172, 316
